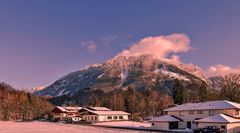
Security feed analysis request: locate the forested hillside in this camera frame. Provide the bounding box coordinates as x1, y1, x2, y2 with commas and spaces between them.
0, 82, 53, 121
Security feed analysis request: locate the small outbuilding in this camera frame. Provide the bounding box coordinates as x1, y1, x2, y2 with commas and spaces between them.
65, 116, 82, 123
149, 115, 182, 130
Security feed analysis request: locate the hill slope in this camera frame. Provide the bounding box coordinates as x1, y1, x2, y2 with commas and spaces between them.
0, 82, 53, 121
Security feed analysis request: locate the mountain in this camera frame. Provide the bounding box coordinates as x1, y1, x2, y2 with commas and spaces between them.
30, 85, 49, 93
34, 55, 210, 97
208, 76, 225, 90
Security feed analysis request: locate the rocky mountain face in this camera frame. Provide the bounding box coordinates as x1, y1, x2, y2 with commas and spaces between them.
34, 55, 211, 97
208, 76, 225, 90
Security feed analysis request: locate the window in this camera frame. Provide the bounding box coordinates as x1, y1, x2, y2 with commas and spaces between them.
152, 123, 155, 126
236, 110, 240, 115
189, 111, 194, 114
95, 116, 97, 120
197, 110, 203, 114
107, 116, 112, 119
221, 125, 226, 129
119, 116, 123, 119
209, 110, 214, 116
114, 116, 118, 119
179, 111, 184, 116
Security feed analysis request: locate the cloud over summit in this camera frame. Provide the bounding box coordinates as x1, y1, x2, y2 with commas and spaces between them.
117, 33, 240, 77
117, 33, 191, 60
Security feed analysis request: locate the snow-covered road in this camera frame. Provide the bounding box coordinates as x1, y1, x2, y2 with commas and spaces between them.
0, 121, 153, 133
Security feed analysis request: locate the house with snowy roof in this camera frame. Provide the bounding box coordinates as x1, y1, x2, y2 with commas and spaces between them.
150, 100, 240, 133
79, 107, 130, 122
51, 106, 82, 120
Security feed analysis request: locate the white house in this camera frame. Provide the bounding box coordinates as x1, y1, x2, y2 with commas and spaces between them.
79, 107, 130, 122
150, 100, 240, 133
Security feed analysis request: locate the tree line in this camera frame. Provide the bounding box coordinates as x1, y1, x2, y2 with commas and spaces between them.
172, 74, 240, 105
0, 82, 53, 121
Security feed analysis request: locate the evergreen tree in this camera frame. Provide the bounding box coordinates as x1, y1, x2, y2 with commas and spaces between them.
198, 82, 208, 102
172, 79, 184, 104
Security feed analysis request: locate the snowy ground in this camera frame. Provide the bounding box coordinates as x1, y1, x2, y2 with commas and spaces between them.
94, 121, 151, 127
0, 121, 154, 133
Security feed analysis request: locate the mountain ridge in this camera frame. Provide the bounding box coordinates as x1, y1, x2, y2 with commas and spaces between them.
34, 54, 211, 97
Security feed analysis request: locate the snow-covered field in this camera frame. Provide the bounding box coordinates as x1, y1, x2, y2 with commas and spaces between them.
0, 121, 153, 133
94, 121, 151, 127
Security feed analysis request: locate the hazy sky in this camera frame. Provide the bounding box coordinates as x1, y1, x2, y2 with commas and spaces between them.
1, 0, 240, 89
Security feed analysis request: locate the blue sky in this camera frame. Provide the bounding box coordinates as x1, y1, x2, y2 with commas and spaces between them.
0, 0, 240, 89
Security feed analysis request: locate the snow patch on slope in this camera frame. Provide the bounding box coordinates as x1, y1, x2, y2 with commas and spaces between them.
57, 89, 69, 96
98, 71, 107, 79
118, 69, 129, 87
161, 69, 189, 81
84, 64, 102, 70
30, 85, 48, 93
154, 68, 189, 81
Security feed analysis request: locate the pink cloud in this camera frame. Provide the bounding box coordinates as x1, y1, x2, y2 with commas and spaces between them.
117, 33, 190, 59
206, 64, 240, 77
81, 40, 97, 52
101, 35, 118, 45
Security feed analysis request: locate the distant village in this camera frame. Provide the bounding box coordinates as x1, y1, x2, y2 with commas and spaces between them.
49, 100, 240, 133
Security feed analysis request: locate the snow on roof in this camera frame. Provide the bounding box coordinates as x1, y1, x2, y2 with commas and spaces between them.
82, 108, 130, 115
55, 106, 82, 113
91, 110, 130, 115
87, 107, 111, 111
56, 106, 68, 112
64, 107, 82, 111
195, 114, 240, 123
164, 100, 240, 112
149, 115, 182, 122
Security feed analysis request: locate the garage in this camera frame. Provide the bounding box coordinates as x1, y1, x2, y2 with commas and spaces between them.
195, 114, 240, 133
149, 115, 182, 130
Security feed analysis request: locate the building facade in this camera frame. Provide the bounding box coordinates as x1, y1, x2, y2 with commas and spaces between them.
51, 106, 82, 121
150, 100, 240, 133
52, 106, 130, 123
79, 107, 130, 122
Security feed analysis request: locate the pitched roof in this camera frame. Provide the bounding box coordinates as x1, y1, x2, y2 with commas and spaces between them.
87, 107, 111, 111
164, 100, 240, 112
149, 115, 182, 122
195, 114, 240, 123
64, 107, 82, 111
56, 106, 68, 112
54, 106, 82, 113
81, 108, 130, 115
91, 110, 130, 115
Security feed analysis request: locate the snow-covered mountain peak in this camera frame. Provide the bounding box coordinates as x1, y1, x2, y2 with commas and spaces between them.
34, 54, 209, 97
